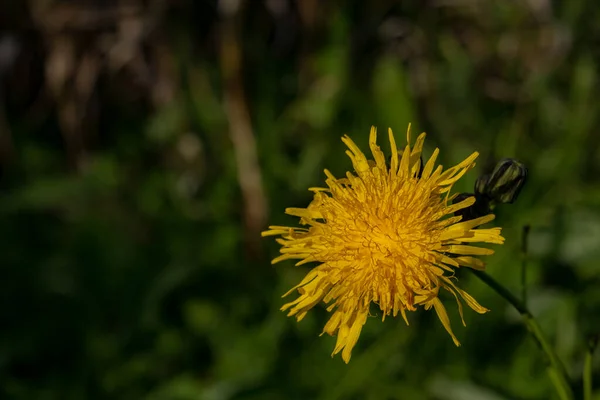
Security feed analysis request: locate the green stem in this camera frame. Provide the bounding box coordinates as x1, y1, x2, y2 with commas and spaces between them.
547, 368, 572, 400
521, 225, 530, 307
584, 351, 592, 400
470, 269, 574, 400
584, 335, 598, 400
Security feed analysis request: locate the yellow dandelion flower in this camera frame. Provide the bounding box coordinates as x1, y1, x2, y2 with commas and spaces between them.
262, 125, 504, 363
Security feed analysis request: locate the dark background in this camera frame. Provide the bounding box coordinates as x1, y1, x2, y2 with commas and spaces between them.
1, 0, 599, 399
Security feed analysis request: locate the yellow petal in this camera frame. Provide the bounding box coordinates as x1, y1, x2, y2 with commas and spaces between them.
438, 164, 472, 186
432, 297, 460, 346
399, 306, 409, 325
442, 277, 489, 314
281, 269, 320, 297
439, 228, 471, 242
322, 311, 343, 336
369, 126, 387, 170
411, 132, 426, 157
283, 287, 327, 317
458, 228, 505, 244
429, 165, 444, 182
261, 227, 293, 237
446, 214, 495, 230
421, 148, 440, 180
444, 196, 476, 215
271, 253, 307, 264
443, 245, 495, 256
398, 144, 411, 178
455, 287, 489, 314
409, 132, 427, 169
410, 158, 422, 178
388, 128, 399, 175
341, 310, 369, 363
295, 256, 318, 266
454, 256, 486, 270
439, 152, 479, 182
332, 322, 350, 356
444, 285, 466, 326
438, 254, 459, 268
285, 207, 323, 220
342, 135, 370, 175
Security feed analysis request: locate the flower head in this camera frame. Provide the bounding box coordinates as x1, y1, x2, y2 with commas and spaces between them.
263, 125, 504, 363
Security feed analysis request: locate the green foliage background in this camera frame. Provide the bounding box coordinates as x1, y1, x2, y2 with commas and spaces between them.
1, 1, 599, 399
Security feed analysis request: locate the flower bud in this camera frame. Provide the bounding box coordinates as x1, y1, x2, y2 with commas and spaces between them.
476, 158, 527, 204
474, 174, 491, 198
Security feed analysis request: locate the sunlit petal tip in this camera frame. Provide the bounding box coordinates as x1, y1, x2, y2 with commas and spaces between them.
340, 134, 352, 144
341, 351, 352, 364
369, 125, 377, 140
412, 132, 427, 154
